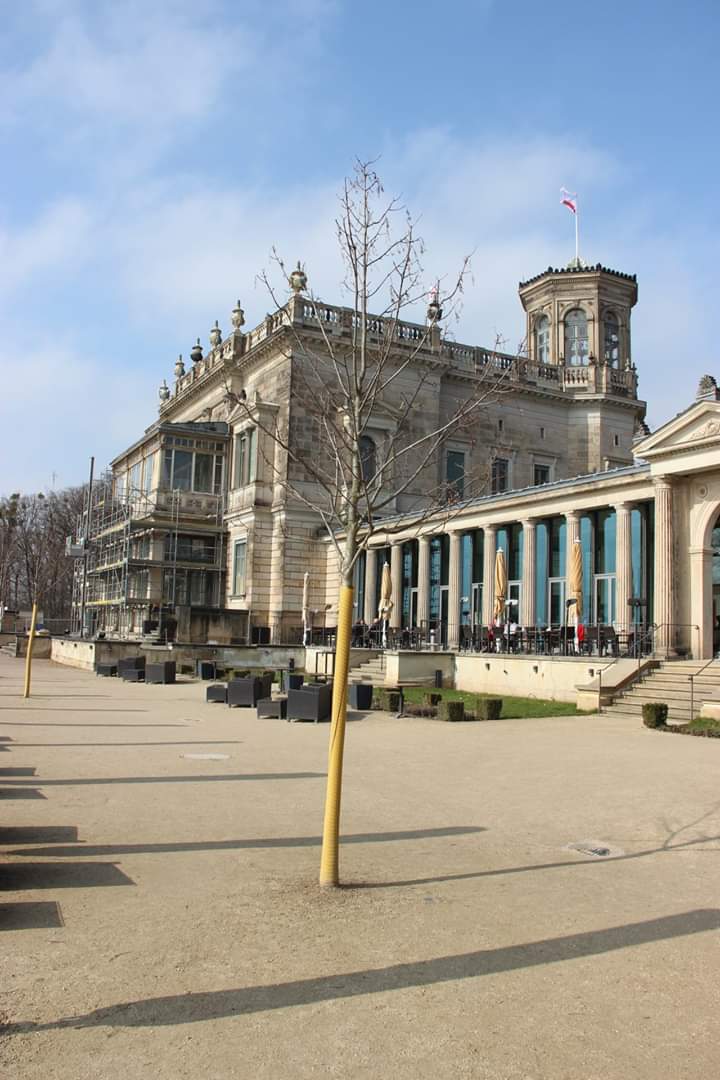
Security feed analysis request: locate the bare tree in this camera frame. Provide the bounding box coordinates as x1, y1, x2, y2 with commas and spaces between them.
226, 160, 510, 886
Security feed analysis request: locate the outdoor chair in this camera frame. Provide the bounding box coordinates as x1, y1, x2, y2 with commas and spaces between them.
282, 672, 304, 692
227, 674, 273, 708
95, 663, 117, 677
117, 656, 145, 676
197, 660, 217, 680
120, 668, 145, 682
287, 681, 333, 723
145, 661, 176, 684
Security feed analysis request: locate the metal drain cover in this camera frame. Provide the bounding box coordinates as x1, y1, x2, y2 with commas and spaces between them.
565, 840, 623, 858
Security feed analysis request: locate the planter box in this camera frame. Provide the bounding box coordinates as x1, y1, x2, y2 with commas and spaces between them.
348, 683, 373, 709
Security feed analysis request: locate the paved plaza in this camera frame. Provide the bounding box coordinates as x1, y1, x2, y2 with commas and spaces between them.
1, 654, 719, 1079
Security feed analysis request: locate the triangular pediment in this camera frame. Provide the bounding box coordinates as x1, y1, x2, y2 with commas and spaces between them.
634, 400, 720, 460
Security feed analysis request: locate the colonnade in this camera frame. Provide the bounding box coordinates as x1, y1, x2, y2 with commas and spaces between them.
359, 489, 673, 648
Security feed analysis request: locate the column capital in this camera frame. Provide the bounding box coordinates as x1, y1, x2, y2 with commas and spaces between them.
483, 523, 497, 536
614, 501, 635, 513
564, 508, 581, 521
653, 474, 674, 491
520, 517, 539, 529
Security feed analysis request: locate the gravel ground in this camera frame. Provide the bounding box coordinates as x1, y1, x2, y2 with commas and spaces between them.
1, 654, 719, 1079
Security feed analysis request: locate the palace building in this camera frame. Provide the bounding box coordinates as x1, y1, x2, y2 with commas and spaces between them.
70, 259, 720, 661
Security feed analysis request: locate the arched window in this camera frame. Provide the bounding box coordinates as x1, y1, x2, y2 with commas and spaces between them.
604, 311, 620, 366
535, 315, 550, 365
359, 435, 376, 484
564, 308, 588, 366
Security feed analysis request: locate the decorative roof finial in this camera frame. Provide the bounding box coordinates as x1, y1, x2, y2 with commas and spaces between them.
174, 354, 185, 379
209, 320, 222, 348
158, 379, 170, 404
697, 374, 719, 400
288, 260, 307, 294
427, 281, 442, 323
190, 338, 203, 364
231, 299, 245, 330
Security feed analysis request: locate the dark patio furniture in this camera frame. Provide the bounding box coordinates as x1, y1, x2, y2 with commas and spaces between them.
257, 697, 287, 719
287, 681, 333, 723
197, 660, 217, 680
95, 663, 117, 677
120, 668, 145, 682
146, 661, 176, 684
206, 684, 227, 703
282, 672, 304, 692
348, 683, 373, 709
117, 656, 145, 676
227, 674, 274, 708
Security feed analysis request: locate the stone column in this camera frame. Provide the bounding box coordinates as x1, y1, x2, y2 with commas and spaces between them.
364, 547, 378, 625
417, 536, 431, 629
521, 519, 537, 628
653, 477, 674, 654
447, 531, 463, 649
614, 502, 634, 630
390, 543, 403, 630
481, 525, 497, 625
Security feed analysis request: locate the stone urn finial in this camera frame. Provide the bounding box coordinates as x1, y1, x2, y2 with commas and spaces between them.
231, 299, 245, 330
190, 338, 203, 364
427, 282, 443, 323
174, 354, 185, 379
209, 320, 222, 348
697, 374, 718, 400
288, 260, 307, 294
158, 379, 170, 404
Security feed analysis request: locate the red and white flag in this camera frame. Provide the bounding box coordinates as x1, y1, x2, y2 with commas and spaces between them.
560, 187, 577, 214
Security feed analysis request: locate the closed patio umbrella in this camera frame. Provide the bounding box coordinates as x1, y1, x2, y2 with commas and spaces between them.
568, 539, 583, 651
493, 548, 507, 622
378, 561, 393, 648
302, 571, 311, 646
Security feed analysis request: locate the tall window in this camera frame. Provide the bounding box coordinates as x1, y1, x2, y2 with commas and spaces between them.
564, 308, 588, 366
604, 311, 620, 366
446, 450, 465, 501
534, 464, 550, 486
234, 429, 256, 488
129, 461, 142, 492
143, 452, 156, 494
233, 540, 247, 595
491, 457, 509, 494
359, 435, 376, 484
535, 315, 550, 364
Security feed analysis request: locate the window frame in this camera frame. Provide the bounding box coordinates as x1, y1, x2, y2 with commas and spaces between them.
491, 457, 509, 494
232, 539, 248, 596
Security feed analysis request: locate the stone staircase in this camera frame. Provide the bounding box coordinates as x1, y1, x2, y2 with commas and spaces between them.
347, 653, 386, 686
604, 659, 720, 723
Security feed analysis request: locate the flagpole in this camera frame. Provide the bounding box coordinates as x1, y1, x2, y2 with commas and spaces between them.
575, 197, 579, 263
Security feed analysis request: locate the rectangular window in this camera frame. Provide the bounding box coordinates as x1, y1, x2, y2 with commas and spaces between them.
143, 452, 156, 494
234, 429, 256, 488
233, 540, 247, 595
534, 464, 550, 486
446, 450, 465, 501
193, 453, 214, 493
129, 461, 142, 492
172, 451, 193, 491
162, 450, 173, 488
491, 458, 509, 494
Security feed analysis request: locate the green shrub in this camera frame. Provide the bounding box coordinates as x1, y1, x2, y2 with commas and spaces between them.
440, 699, 465, 722
423, 691, 441, 706
476, 697, 503, 721
374, 689, 401, 712
642, 702, 668, 728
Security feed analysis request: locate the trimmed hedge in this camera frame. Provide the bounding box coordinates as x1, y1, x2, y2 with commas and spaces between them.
423, 691, 442, 707
642, 702, 668, 728
374, 689, 401, 712
476, 697, 503, 721
439, 700, 465, 723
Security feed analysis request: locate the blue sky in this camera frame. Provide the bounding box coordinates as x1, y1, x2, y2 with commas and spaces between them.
1, 0, 719, 492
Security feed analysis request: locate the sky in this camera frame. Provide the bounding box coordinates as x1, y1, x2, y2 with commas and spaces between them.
1, 0, 719, 493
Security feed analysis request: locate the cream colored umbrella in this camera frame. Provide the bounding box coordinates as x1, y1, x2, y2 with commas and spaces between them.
302, 571, 311, 646
493, 548, 507, 622
378, 561, 393, 648
568, 539, 583, 651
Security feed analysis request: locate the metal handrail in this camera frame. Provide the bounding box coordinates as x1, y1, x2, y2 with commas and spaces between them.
689, 655, 718, 721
